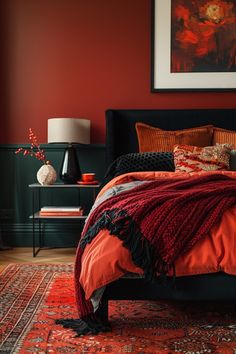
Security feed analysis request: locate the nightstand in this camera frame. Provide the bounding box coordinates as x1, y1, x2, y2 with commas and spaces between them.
29, 183, 101, 257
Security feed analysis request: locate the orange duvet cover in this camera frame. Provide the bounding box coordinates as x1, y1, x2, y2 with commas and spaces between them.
80, 171, 236, 300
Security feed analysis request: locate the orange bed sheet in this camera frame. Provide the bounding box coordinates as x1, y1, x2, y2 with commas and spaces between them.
80, 171, 236, 300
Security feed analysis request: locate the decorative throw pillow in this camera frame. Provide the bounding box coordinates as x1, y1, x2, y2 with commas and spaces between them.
213, 127, 236, 149
174, 144, 231, 173
104, 152, 175, 181
135, 123, 213, 153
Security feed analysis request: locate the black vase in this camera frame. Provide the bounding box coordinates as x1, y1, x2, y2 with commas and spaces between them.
60, 144, 81, 184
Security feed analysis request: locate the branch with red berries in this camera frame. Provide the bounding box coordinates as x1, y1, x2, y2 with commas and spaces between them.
15, 128, 48, 164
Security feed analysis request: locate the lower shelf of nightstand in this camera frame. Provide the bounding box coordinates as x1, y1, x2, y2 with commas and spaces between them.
30, 212, 87, 219
30, 212, 87, 256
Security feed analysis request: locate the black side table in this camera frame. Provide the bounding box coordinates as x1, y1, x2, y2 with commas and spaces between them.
29, 183, 100, 257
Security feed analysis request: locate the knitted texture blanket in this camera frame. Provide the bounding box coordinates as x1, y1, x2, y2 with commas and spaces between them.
57, 173, 236, 335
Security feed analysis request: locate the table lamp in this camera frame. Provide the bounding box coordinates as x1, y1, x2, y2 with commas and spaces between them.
48, 118, 90, 184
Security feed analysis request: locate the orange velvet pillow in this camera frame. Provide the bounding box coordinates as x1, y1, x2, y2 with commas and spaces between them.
174, 144, 231, 173
213, 127, 236, 149
135, 123, 213, 152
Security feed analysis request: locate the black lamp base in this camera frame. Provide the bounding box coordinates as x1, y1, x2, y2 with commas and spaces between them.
60, 144, 81, 184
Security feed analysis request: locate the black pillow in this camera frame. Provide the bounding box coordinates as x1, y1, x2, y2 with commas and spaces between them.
105, 152, 174, 181
230, 150, 236, 170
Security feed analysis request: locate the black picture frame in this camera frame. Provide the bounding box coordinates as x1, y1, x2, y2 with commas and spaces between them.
151, 0, 236, 92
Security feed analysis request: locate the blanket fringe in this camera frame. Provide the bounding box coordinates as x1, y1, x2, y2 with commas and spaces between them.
80, 208, 168, 281
55, 314, 111, 335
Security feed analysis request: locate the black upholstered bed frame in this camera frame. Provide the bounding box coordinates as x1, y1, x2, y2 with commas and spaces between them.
106, 108, 236, 165
99, 108, 236, 322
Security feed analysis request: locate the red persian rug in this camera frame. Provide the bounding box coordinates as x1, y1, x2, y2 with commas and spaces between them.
1, 264, 236, 354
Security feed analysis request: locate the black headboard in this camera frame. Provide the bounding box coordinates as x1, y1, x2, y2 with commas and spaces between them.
105, 108, 236, 166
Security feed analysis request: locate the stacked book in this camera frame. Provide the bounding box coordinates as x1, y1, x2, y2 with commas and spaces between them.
39, 206, 84, 216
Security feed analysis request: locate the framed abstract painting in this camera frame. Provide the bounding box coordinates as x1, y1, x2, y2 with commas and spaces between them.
151, 0, 236, 91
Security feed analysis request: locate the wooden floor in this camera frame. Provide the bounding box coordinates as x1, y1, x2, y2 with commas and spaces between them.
0, 247, 76, 272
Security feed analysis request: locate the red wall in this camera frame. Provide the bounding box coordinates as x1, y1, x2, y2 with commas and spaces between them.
1, 0, 236, 144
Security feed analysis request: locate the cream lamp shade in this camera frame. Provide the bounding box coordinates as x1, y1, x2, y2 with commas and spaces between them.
47, 118, 90, 144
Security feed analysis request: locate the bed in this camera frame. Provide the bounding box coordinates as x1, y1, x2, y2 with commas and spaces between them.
57, 108, 236, 335
98, 109, 236, 321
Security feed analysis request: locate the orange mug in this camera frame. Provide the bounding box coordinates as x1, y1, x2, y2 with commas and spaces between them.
81, 173, 95, 182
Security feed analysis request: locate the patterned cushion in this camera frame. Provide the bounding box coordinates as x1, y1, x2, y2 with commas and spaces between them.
174, 144, 231, 173
213, 127, 236, 149
105, 152, 174, 180
135, 123, 213, 153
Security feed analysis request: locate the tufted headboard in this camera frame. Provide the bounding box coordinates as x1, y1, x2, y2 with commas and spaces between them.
105, 108, 236, 166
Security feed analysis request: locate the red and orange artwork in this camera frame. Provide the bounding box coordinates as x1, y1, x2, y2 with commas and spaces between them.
171, 0, 236, 72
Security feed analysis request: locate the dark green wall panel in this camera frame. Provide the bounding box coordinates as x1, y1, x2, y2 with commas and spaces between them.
0, 144, 106, 247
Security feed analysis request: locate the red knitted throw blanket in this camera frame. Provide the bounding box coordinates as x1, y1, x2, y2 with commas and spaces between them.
74, 173, 236, 319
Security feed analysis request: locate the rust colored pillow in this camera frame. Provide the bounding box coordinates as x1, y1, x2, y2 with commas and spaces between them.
213, 127, 236, 149
135, 123, 213, 152
174, 144, 231, 173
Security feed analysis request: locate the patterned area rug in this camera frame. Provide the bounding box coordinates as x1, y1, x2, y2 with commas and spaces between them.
1, 264, 236, 354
